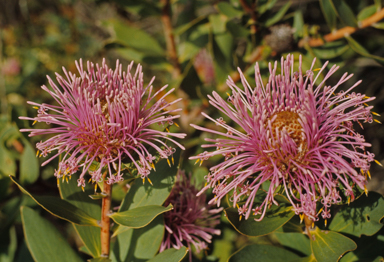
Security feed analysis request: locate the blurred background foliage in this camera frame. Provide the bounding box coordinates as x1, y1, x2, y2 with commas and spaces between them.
1, 0, 384, 261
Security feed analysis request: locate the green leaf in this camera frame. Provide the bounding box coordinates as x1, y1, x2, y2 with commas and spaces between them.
119, 150, 180, 212
209, 14, 228, 34
372, 22, 384, 29
19, 141, 39, 185
106, 20, 164, 56
147, 247, 188, 262
319, 0, 337, 30
329, 191, 384, 237
58, 176, 101, 258
11, 176, 99, 227
111, 215, 164, 262
110, 204, 173, 228
216, 2, 243, 19
21, 206, 83, 262
0, 226, 17, 262
345, 36, 384, 63
224, 204, 295, 237
274, 232, 311, 256
374, 0, 382, 11
311, 227, 357, 262
357, 5, 377, 21
258, 0, 278, 15
0, 145, 16, 177
293, 10, 304, 40
330, 0, 358, 27
88, 258, 112, 262
228, 244, 301, 262
340, 226, 384, 261
312, 41, 349, 59
265, 2, 291, 27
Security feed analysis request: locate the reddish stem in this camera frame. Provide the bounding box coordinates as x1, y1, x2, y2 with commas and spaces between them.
101, 178, 112, 257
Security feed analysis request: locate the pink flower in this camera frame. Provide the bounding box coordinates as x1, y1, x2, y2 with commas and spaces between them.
20, 59, 186, 188
160, 171, 222, 260
190, 55, 376, 222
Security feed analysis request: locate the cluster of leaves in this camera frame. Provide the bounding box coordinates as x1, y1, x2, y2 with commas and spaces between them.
1, 0, 384, 261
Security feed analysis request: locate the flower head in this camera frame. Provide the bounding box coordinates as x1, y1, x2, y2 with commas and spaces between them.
160, 171, 222, 259
191, 54, 376, 222
20, 59, 186, 187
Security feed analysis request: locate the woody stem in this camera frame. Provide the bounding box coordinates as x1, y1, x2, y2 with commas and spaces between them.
101, 176, 112, 257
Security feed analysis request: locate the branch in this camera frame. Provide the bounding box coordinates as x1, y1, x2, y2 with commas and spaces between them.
161, 0, 181, 79
299, 8, 384, 47
239, 0, 258, 34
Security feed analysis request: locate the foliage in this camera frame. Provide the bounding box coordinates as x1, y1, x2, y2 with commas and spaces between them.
1, 0, 384, 261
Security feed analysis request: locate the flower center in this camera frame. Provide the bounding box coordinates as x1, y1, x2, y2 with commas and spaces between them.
269, 111, 305, 148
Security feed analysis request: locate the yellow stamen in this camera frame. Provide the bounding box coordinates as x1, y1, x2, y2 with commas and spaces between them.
364, 186, 368, 196
313, 68, 321, 71
236, 204, 240, 209
166, 127, 169, 132
363, 103, 369, 107
151, 162, 156, 171
142, 178, 145, 184
33, 106, 39, 109
374, 119, 382, 124
167, 158, 171, 167
199, 160, 204, 166
195, 159, 200, 165
57, 179, 59, 186
66, 177, 68, 183
299, 214, 304, 223
36, 150, 39, 157
32, 120, 37, 125
325, 219, 327, 227
367, 170, 371, 179
205, 182, 207, 187
317, 207, 324, 216
226, 92, 230, 96
88, 178, 92, 183
94, 183, 97, 193
81, 186, 85, 192
174, 122, 179, 127
372, 112, 381, 116
312, 222, 314, 228
147, 178, 153, 186
375, 159, 383, 166
172, 156, 174, 165
348, 197, 351, 205
239, 215, 242, 221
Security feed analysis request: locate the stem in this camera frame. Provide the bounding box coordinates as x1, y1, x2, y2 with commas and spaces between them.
239, 0, 258, 35
161, 0, 181, 79
299, 8, 384, 47
304, 215, 314, 240
101, 178, 112, 257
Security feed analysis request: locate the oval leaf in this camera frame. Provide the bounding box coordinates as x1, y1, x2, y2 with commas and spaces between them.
329, 191, 384, 237
21, 206, 83, 262
224, 204, 295, 237
111, 215, 164, 262
58, 177, 102, 258
320, 0, 337, 30
119, 150, 180, 212
111, 204, 172, 228
11, 176, 99, 227
265, 2, 291, 27
311, 227, 357, 262
147, 247, 188, 262
228, 244, 300, 262
19, 141, 39, 185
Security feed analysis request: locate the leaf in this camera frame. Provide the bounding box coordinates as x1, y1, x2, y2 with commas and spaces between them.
310, 227, 357, 262
374, 0, 382, 11
209, 14, 228, 34
21, 206, 83, 262
293, 10, 304, 40
58, 176, 102, 258
372, 22, 384, 29
110, 204, 173, 228
228, 244, 301, 262
274, 232, 311, 256
329, 191, 384, 237
119, 150, 180, 212
265, 2, 291, 27
0, 145, 16, 177
147, 247, 188, 262
88, 258, 112, 262
258, 0, 278, 15
319, 0, 337, 30
330, 0, 358, 27
312, 41, 349, 59
106, 20, 164, 56
0, 226, 17, 262
357, 5, 377, 21
345, 36, 384, 63
339, 226, 384, 261
216, 2, 243, 19
19, 141, 39, 185
110, 215, 164, 262
224, 204, 295, 237
11, 176, 99, 227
